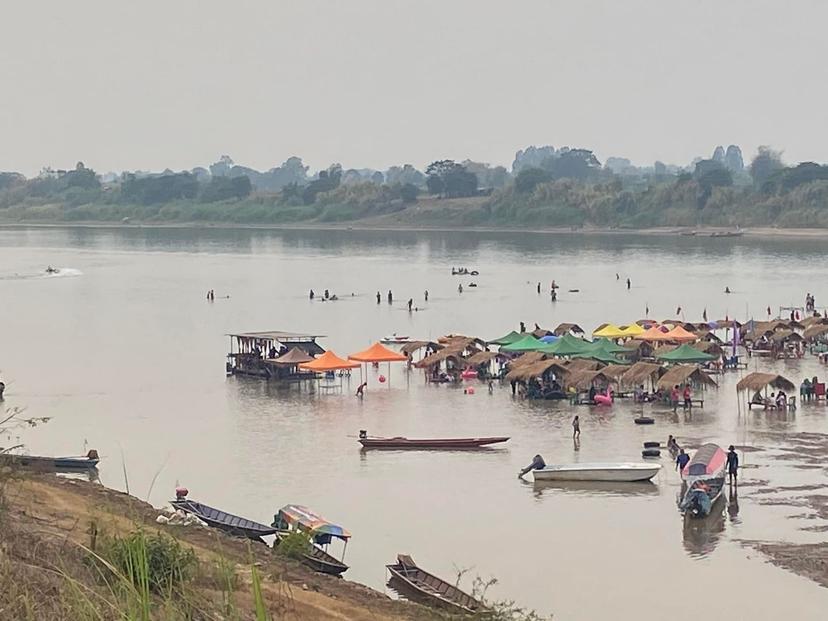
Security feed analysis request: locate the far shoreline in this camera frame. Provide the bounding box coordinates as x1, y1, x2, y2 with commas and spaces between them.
0, 219, 826, 240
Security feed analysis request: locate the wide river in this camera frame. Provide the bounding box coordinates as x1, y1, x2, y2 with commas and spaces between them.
2, 226, 827, 620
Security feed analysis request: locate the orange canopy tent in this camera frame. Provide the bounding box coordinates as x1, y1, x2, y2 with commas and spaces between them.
664, 325, 698, 343
299, 351, 360, 372
639, 325, 673, 341
348, 342, 408, 363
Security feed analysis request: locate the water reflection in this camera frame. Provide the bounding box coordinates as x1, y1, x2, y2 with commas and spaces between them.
526, 478, 660, 498
682, 499, 726, 557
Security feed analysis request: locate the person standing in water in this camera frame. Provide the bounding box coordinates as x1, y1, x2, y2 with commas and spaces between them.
626, 277, 631, 290
387, 290, 393, 304
309, 289, 315, 300
424, 290, 429, 302
376, 291, 381, 304
407, 298, 413, 312
537, 282, 541, 294
727, 445, 739, 485
572, 415, 580, 439
458, 284, 463, 294
676, 448, 690, 471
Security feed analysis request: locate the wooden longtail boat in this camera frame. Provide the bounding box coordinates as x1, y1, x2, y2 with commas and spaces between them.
386, 554, 483, 614
0, 450, 99, 471
358, 432, 509, 449
272, 504, 351, 575
170, 499, 277, 540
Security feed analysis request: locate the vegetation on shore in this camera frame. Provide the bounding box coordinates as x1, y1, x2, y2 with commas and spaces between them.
2, 144, 828, 229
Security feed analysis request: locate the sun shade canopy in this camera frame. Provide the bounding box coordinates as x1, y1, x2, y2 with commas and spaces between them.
299, 351, 360, 372
348, 342, 408, 363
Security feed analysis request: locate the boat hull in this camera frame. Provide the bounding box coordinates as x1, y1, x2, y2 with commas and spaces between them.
303, 545, 348, 576
359, 436, 509, 449
170, 499, 276, 540
532, 463, 662, 482
0, 454, 99, 471
386, 555, 482, 615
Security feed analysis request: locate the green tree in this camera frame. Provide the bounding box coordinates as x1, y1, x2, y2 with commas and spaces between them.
749, 146, 784, 190
515, 167, 552, 193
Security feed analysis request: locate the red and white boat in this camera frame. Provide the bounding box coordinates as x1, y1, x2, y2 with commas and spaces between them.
680, 443, 727, 518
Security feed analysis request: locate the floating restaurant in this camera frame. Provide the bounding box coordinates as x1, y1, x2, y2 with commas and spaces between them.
226, 330, 325, 380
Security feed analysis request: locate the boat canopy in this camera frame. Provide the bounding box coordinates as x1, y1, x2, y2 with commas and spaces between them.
273, 504, 351, 544
682, 443, 726, 478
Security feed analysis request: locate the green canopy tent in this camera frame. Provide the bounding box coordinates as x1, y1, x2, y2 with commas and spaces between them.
656, 343, 716, 364
540, 333, 590, 357
590, 337, 634, 355
574, 350, 627, 364
489, 330, 524, 346
501, 335, 546, 353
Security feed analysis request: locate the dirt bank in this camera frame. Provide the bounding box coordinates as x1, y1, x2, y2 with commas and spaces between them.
0, 473, 438, 620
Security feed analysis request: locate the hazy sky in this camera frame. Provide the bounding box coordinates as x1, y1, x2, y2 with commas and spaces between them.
2, 1, 827, 176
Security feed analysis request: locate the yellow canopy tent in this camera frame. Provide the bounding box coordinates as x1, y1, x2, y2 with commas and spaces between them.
592, 324, 626, 339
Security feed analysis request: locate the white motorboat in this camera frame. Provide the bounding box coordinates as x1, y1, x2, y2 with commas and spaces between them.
531, 462, 661, 482
380, 334, 411, 344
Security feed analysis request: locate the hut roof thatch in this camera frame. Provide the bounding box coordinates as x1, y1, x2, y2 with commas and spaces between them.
736, 372, 795, 393
769, 329, 803, 344
563, 359, 602, 373
801, 315, 828, 328
553, 322, 585, 336
505, 359, 569, 382
600, 363, 633, 380
508, 351, 547, 368
656, 365, 717, 390
619, 361, 662, 386
565, 369, 613, 390
414, 349, 465, 368
804, 324, 828, 341
465, 351, 499, 366
401, 341, 442, 355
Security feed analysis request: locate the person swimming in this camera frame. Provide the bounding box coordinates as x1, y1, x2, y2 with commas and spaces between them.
725, 286, 731, 294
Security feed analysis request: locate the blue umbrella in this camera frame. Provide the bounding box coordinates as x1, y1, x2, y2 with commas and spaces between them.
540, 335, 558, 343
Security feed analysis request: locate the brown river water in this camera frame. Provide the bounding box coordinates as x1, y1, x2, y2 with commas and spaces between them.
1, 226, 827, 620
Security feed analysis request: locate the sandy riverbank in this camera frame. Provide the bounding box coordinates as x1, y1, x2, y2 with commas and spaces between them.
1, 219, 827, 240
0, 473, 436, 621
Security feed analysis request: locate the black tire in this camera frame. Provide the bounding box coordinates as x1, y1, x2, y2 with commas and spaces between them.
634, 417, 655, 425
642, 448, 661, 457
643, 441, 661, 448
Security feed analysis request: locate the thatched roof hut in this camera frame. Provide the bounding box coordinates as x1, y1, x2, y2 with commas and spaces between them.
565, 370, 613, 390
804, 324, 828, 341
656, 365, 717, 390
736, 372, 795, 393
505, 360, 569, 382
414, 349, 465, 369
769, 329, 803, 344
600, 363, 632, 380
465, 351, 499, 366
401, 340, 442, 356
553, 322, 585, 336
801, 315, 828, 329
563, 359, 602, 373
508, 351, 547, 368
619, 361, 661, 387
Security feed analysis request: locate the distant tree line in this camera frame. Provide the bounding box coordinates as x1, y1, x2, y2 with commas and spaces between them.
2, 144, 828, 227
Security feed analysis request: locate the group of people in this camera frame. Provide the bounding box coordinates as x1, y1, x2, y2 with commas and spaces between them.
806, 293, 817, 312
799, 376, 823, 402
673, 438, 740, 485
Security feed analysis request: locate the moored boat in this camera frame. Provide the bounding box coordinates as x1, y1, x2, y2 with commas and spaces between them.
272, 504, 351, 576
386, 554, 483, 614
358, 430, 509, 449
531, 462, 662, 482
0, 449, 100, 471
679, 443, 726, 518
380, 334, 411, 344
170, 489, 277, 540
